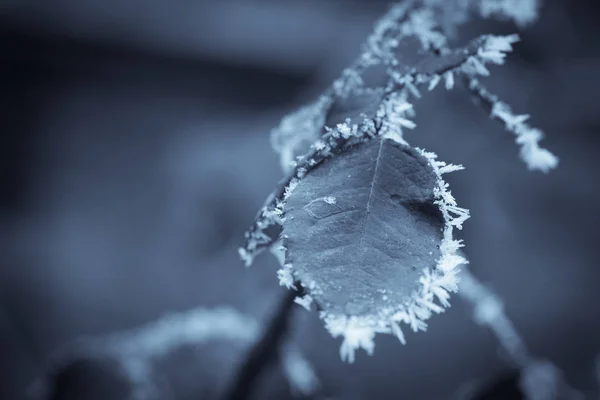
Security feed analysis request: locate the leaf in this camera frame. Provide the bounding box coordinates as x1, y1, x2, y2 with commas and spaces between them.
283, 138, 444, 317
279, 136, 469, 362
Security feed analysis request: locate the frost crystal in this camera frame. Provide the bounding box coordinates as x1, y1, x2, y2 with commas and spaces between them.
424, 0, 540, 28
324, 315, 385, 363
444, 71, 455, 89
379, 92, 415, 144
323, 196, 337, 205
294, 294, 313, 311
278, 263, 297, 290
478, 0, 540, 27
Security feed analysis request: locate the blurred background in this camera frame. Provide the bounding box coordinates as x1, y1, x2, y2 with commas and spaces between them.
1, 0, 600, 399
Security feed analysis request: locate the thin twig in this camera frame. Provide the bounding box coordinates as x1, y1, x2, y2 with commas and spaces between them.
223, 287, 304, 400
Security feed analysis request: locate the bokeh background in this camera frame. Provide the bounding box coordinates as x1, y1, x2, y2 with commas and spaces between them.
1, 0, 600, 399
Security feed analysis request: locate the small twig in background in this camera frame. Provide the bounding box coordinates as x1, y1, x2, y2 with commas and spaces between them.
224, 286, 306, 400
458, 265, 583, 400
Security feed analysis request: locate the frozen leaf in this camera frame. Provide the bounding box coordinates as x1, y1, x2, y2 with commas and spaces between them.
284, 138, 444, 317
282, 137, 467, 361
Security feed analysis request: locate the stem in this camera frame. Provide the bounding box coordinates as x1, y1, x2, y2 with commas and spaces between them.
223, 287, 302, 400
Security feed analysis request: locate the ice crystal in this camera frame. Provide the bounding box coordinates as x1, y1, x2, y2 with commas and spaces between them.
294, 295, 313, 311
478, 0, 540, 27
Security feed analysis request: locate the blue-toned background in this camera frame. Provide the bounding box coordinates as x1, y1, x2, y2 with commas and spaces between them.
1, 1, 599, 399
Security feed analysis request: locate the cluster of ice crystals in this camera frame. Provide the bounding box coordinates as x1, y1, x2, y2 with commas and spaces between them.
424, 0, 540, 28
277, 263, 296, 290
294, 294, 314, 311
492, 102, 559, 172
460, 34, 521, 77
477, 0, 540, 27
323, 196, 337, 205
323, 315, 388, 363
400, 8, 449, 51
378, 91, 415, 144
329, 118, 362, 140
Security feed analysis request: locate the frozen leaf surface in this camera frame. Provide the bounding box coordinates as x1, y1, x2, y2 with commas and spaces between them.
279, 137, 469, 362
283, 138, 443, 317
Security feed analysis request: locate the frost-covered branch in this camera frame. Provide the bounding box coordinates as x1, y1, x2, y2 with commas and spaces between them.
464, 77, 559, 172
458, 266, 582, 400
241, 0, 560, 364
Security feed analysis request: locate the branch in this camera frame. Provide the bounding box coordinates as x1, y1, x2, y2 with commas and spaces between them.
223, 287, 304, 400
458, 265, 583, 400
463, 77, 559, 172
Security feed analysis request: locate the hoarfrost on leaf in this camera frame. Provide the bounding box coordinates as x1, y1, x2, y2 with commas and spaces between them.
477, 0, 540, 27
278, 263, 297, 290
282, 138, 468, 361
